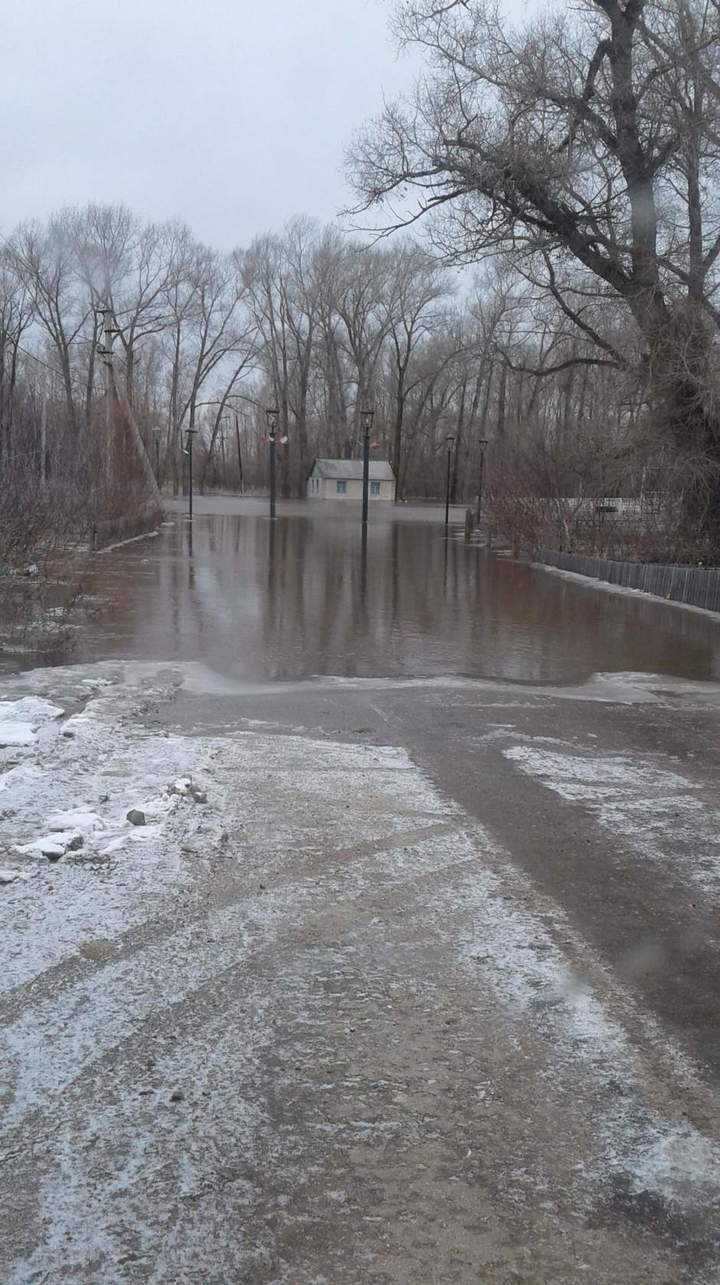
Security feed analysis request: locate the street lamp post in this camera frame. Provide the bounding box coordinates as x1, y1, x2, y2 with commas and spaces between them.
153, 427, 162, 486
477, 437, 488, 526
265, 406, 278, 520
360, 406, 374, 527
444, 434, 456, 530
185, 427, 197, 520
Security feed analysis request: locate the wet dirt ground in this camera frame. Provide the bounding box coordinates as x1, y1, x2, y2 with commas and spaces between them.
2, 498, 720, 1282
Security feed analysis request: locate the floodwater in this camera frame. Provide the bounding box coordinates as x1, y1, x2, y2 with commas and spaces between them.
17, 497, 720, 684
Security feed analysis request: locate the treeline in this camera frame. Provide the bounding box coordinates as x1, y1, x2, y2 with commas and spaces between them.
0, 203, 652, 528
347, 0, 720, 557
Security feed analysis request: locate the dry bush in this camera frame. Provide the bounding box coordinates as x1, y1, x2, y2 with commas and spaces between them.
1, 468, 89, 567
0, 459, 92, 658
485, 433, 720, 566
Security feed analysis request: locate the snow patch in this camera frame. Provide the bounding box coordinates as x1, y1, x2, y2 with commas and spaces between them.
15, 831, 83, 859
504, 744, 720, 892
0, 867, 30, 884
46, 809, 105, 833
0, 721, 37, 747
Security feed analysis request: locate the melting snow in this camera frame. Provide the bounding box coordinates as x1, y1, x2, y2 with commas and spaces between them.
504, 744, 720, 892
0, 722, 37, 747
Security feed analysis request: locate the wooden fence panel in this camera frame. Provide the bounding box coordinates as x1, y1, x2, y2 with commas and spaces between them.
538, 550, 720, 613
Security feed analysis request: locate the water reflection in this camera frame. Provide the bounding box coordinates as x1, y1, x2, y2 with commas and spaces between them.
13, 510, 720, 683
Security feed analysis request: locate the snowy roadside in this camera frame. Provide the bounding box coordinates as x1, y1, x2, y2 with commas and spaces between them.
0, 660, 449, 994
0, 666, 224, 992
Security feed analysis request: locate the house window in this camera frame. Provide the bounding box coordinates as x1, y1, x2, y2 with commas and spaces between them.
336, 480, 346, 494
370, 481, 380, 497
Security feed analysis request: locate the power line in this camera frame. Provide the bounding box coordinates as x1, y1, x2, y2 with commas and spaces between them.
16, 344, 63, 377
14, 343, 91, 393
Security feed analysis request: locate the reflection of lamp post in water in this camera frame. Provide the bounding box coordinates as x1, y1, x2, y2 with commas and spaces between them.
359, 406, 374, 527
477, 437, 488, 525
444, 434, 456, 530
265, 406, 278, 521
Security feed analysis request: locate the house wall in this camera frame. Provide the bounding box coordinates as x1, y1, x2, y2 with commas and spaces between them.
307, 476, 394, 501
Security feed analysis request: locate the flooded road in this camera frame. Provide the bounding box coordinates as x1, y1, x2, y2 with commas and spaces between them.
31, 496, 720, 684
4, 496, 720, 1282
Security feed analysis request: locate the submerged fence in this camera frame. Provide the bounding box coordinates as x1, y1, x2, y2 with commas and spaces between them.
539, 549, 720, 613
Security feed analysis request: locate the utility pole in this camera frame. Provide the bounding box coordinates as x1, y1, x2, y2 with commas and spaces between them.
94, 303, 161, 513
235, 412, 244, 494
153, 427, 162, 485
219, 418, 227, 489
444, 434, 455, 529
360, 406, 374, 528
477, 437, 488, 526
185, 427, 197, 519
266, 406, 278, 520
39, 369, 47, 489
98, 305, 117, 492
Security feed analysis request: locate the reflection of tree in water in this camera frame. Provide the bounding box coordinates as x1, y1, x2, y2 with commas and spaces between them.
77, 514, 720, 683
255, 517, 720, 681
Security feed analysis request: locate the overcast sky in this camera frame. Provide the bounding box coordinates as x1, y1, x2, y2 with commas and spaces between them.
1, 0, 420, 249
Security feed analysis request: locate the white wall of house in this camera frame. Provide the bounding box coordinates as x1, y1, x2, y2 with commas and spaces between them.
306, 471, 394, 501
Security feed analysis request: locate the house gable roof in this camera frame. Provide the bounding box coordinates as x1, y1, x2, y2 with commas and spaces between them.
310, 458, 395, 481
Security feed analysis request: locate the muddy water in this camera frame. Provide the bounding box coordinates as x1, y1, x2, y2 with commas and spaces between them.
19, 499, 720, 684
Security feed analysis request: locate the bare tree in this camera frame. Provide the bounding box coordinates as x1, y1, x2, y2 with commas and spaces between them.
10, 216, 90, 431
385, 240, 454, 494
0, 254, 32, 464
349, 0, 720, 542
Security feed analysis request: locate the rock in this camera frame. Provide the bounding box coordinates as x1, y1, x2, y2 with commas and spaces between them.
15, 829, 82, 859
170, 778, 192, 796
190, 787, 207, 804
126, 809, 146, 826
39, 841, 66, 859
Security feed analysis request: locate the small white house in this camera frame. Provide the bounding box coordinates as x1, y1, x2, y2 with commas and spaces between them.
306, 458, 396, 501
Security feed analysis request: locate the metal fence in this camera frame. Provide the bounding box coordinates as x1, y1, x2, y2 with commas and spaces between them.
91, 507, 164, 551
539, 549, 720, 613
